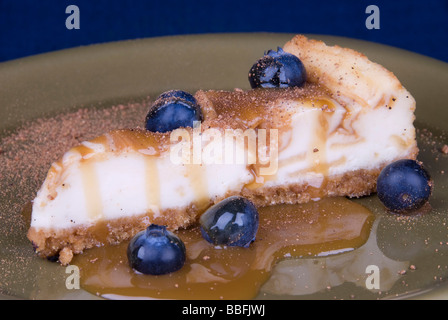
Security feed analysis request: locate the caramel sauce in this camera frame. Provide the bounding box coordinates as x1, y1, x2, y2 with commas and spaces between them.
63, 129, 171, 163
198, 86, 337, 144
101, 129, 170, 155
308, 108, 331, 178
144, 157, 161, 211
80, 159, 103, 220
73, 197, 374, 300
192, 167, 214, 212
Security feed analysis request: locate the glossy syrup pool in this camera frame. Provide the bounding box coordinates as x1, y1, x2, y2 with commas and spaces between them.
72, 197, 374, 300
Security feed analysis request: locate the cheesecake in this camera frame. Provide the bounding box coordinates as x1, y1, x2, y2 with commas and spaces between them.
27, 35, 418, 265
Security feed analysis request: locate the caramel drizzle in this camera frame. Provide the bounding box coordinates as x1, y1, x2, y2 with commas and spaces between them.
309, 110, 331, 177
145, 157, 161, 216
80, 159, 103, 221
187, 164, 209, 211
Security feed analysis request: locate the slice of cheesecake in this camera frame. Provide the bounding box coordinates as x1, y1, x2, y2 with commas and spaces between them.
27, 35, 417, 264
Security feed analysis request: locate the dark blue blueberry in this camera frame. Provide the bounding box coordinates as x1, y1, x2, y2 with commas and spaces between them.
127, 224, 186, 275
199, 196, 259, 247
377, 159, 433, 213
145, 90, 203, 133
248, 47, 307, 89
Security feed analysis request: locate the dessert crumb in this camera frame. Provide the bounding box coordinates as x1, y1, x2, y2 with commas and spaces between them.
59, 247, 74, 266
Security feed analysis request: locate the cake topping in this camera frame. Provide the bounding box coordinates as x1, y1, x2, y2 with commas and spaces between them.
145, 90, 203, 133
248, 47, 307, 89
199, 196, 259, 247
377, 159, 433, 213
127, 224, 186, 275
196, 83, 333, 131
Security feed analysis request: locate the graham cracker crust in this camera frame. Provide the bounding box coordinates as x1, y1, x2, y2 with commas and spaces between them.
243, 168, 381, 207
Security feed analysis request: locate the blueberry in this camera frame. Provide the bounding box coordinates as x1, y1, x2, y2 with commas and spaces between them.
145, 90, 203, 133
127, 224, 186, 275
199, 196, 259, 247
248, 47, 307, 89
377, 159, 433, 213
156, 89, 198, 106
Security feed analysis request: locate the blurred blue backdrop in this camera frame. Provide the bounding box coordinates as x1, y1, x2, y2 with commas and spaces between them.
0, 0, 447, 63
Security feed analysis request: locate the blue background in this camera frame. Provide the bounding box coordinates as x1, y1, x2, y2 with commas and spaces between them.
0, 0, 447, 63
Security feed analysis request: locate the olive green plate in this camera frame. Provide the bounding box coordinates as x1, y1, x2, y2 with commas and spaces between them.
0, 33, 447, 300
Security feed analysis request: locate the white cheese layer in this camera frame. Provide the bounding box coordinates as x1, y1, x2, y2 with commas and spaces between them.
31, 135, 254, 229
